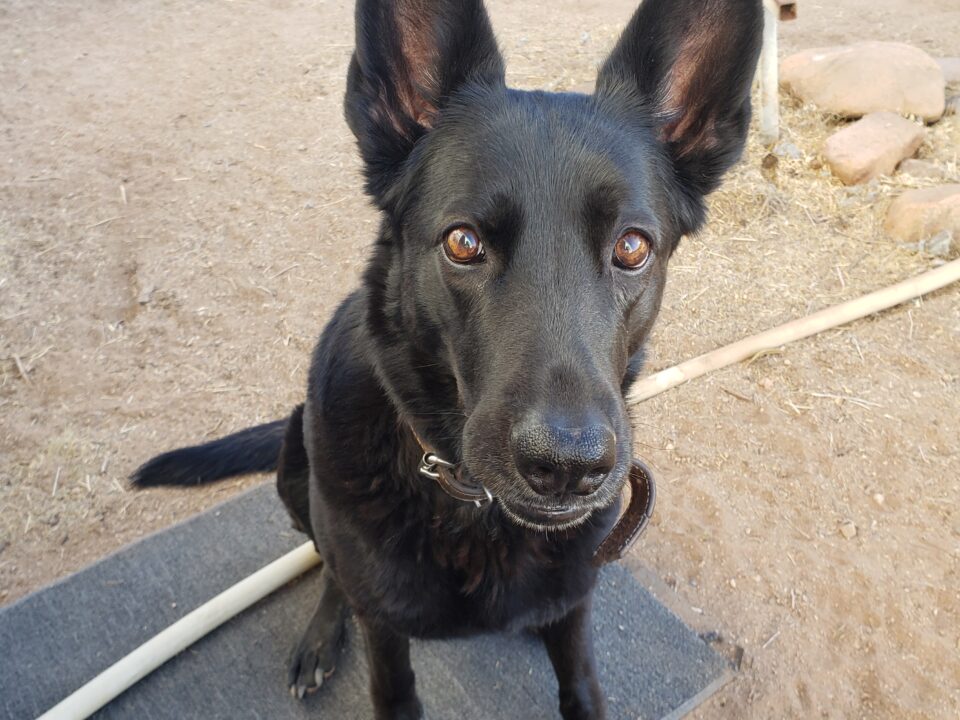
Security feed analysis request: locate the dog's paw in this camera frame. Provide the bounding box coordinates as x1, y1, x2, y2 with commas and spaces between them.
287, 633, 342, 700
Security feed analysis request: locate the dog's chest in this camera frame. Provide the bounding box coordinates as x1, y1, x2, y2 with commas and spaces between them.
340, 506, 604, 638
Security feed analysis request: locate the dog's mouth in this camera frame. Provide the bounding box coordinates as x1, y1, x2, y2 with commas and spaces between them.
498, 499, 596, 531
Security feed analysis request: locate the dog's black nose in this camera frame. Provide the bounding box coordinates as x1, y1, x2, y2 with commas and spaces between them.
511, 418, 616, 497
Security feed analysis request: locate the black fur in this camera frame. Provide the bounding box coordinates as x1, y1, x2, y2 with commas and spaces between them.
131, 419, 285, 486
133, 1, 762, 717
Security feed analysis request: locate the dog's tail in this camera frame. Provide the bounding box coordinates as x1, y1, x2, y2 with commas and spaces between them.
133, 405, 315, 541
131, 416, 288, 487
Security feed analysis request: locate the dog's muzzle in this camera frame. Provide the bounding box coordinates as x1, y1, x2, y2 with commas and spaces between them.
413, 427, 656, 567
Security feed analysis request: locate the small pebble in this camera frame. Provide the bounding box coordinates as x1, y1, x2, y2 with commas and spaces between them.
774, 141, 803, 160
138, 285, 156, 305
872, 493, 885, 507
839, 521, 858, 539
926, 230, 953, 259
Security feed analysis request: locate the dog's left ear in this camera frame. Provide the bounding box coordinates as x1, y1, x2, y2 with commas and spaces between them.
597, 0, 763, 205
345, 0, 505, 205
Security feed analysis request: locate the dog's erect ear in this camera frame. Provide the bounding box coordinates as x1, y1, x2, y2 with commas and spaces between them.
597, 0, 763, 198
345, 0, 505, 203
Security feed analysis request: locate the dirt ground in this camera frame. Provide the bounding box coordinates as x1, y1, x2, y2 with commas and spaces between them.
1, 0, 958, 717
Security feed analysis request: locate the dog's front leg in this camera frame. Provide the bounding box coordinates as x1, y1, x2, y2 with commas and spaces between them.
360, 617, 423, 720
540, 598, 606, 720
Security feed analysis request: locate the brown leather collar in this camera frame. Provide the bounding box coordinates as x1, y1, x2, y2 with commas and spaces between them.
410, 428, 656, 566
591, 459, 656, 567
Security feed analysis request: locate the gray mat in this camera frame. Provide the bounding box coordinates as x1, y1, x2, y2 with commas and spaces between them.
0, 484, 729, 720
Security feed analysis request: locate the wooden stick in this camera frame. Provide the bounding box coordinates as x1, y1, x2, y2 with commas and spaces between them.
759, 0, 781, 145
628, 258, 960, 404
37, 542, 322, 720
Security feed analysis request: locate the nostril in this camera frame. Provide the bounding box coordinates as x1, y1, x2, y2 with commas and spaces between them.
573, 468, 609, 496
521, 464, 559, 496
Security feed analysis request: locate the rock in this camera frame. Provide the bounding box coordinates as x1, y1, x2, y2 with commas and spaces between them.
925, 230, 953, 257
839, 521, 858, 539
782, 42, 946, 122
938, 57, 960, 84
885, 185, 960, 244
823, 113, 925, 185
774, 141, 803, 160
946, 96, 960, 117
897, 159, 946, 180
137, 284, 156, 305
761, 153, 778, 182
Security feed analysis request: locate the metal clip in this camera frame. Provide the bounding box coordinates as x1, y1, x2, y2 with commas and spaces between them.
419, 452, 455, 480
418, 453, 493, 506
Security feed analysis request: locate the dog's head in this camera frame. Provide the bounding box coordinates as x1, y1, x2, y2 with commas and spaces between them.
347, 0, 762, 530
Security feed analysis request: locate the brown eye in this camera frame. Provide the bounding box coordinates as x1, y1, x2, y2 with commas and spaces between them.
613, 230, 652, 270
443, 226, 484, 264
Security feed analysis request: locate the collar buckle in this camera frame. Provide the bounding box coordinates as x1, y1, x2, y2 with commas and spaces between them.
418, 452, 456, 481
418, 451, 493, 507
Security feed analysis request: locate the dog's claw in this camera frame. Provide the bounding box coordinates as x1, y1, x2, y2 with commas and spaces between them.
288, 638, 340, 702
288, 668, 330, 702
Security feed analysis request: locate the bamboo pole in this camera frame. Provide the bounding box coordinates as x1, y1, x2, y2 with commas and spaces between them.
37, 542, 322, 720
628, 258, 960, 404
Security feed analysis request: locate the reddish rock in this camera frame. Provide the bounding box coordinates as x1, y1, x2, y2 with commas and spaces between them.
885, 185, 960, 244
782, 42, 946, 122
823, 113, 925, 186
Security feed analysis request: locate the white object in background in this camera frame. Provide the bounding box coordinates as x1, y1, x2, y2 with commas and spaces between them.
36, 541, 322, 720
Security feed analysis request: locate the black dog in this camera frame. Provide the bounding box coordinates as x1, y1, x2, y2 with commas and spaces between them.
134, 1, 762, 717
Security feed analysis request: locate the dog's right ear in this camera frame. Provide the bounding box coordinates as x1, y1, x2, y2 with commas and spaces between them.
345, 0, 505, 206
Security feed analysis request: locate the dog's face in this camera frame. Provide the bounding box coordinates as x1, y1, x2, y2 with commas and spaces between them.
347, 0, 762, 529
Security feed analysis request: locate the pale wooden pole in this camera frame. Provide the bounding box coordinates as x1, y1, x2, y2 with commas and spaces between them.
36, 542, 322, 720
628, 258, 960, 404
